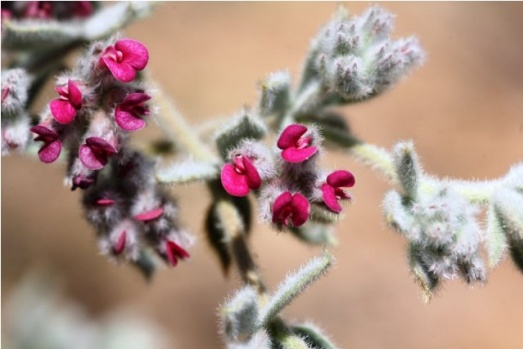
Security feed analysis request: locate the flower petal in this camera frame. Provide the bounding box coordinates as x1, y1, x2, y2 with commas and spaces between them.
79, 144, 106, 170
50, 99, 76, 124
326, 170, 355, 188
277, 124, 308, 149
322, 183, 342, 213
165, 240, 190, 266
116, 39, 149, 70
272, 191, 293, 224
122, 92, 151, 106
242, 156, 261, 190
102, 57, 136, 83
221, 163, 250, 197
290, 193, 310, 226
113, 231, 127, 255
281, 146, 318, 163
85, 137, 117, 154
38, 140, 62, 163
96, 198, 116, 206
30, 125, 58, 142
67, 80, 83, 109
115, 107, 146, 131
134, 207, 164, 221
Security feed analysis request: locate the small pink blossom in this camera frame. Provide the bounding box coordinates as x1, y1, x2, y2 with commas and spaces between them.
277, 124, 318, 163
112, 231, 127, 255
321, 170, 355, 213
221, 154, 261, 197
96, 198, 116, 206
30, 124, 62, 163
1, 87, 9, 103
24, 2, 52, 19
71, 172, 97, 190
165, 240, 190, 267
134, 207, 164, 222
50, 80, 83, 124
99, 39, 149, 83
115, 92, 151, 131
79, 136, 118, 170
272, 191, 310, 227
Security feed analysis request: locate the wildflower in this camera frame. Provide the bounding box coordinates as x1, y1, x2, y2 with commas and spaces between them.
112, 231, 127, 255
30, 124, 62, 163
164, 240, 190, 267
79, 136, 118, 170
277, 124, 317, 163
50, 80, 83, 124
272, 191, 310, 227
99, 39, 149, 83
114, 92, 151, 131
321, 170, 355, 213
221, 154, 261, 197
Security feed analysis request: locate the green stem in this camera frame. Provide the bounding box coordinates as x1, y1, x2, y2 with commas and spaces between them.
147, 77, 219, 164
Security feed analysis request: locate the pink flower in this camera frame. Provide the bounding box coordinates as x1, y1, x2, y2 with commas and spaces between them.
164, 240, 190, 267
30, 124, 62, 163
321, 170, 355, 213
221, 154, 261, 197
115, 92, 151, 131
79, 136, 118, 170
24, 2, 52, 19
50, 80, 83, 124
134, 207, 164, 222
1, 87, 9, 103
277, 124, 318, 163
112, 231, 127, 255
272, 191, 310, 227
99, 39, 149, 83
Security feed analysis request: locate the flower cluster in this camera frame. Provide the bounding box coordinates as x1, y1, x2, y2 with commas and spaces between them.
221, 123, 355, 230
1, 1, 94, 21
82, 150, 193, 266
31, 37, 151, 173
28, 37, 192, 268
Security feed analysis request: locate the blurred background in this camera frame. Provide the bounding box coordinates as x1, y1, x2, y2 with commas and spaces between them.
2, 2, 523, 348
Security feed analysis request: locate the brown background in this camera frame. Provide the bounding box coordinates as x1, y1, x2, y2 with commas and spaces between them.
3, 2, 523, 348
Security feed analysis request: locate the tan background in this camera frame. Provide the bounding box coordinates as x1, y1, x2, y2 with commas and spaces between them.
3, 2, 523, 348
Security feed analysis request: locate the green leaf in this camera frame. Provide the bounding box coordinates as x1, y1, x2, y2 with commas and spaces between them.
392, 141, 421, 199
2, 19, 83, 50
485, 205, 508, 267
508, 236, 523, 274
259, 252, 333, 325
220, 286, 260, 342
292, 323, 338, 349
215, 112, 267, 161
408, 244, 439, 303
131, 249, 156, 281
205, 202, 233, 276
289, 223, 337, 247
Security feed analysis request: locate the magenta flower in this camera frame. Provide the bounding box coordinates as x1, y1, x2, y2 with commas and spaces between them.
79, 137, 118, 170
1, 87, 9, 103
30, 124, 62, 163
221, 155, 262, 197
165, 240, 190, 267
321, 170, 355, 213
112, 231, 127, 255
277, 124, 318, 163
24, 2, 52, 19
72, 172, 97, 190
50, 80, 83, 124
272, 191, 310, 227
99, 39, 149, 83
134, 207, 164, 222
115, 92, 151, 131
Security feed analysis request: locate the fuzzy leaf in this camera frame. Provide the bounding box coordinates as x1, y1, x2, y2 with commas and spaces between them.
485, 205, 508, 267
382, 190, 413, 234
289, 223, 337, 246
508, 236, 523, 274
259, 70, 291, 117
215, 113, 267, 161
392, 141, 421, 198
292, 323, 338, 349
408, 244, 438, 303
493, 188, 523, 238
221, 286, 260, 342
156, 159, 219, 184
205, 202, 233, 275
259, 252, 333, 325
1, 19, 83, 50
131, 249, 156, 281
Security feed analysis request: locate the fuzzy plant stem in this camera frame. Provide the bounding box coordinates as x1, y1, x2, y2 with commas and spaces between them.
147, 76, 219, 164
